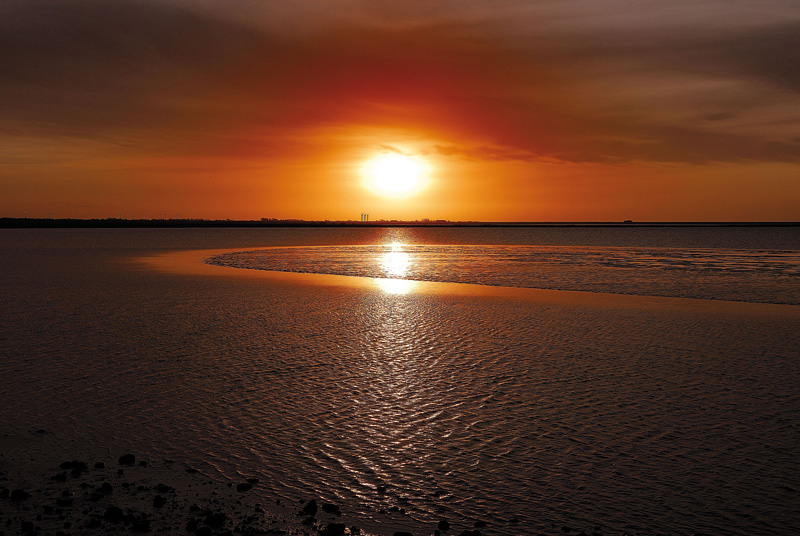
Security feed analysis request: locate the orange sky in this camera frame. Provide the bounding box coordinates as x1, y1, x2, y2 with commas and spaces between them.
2, 0, 799, 221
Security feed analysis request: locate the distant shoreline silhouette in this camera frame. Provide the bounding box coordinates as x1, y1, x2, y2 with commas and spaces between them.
1, 218, 797, 229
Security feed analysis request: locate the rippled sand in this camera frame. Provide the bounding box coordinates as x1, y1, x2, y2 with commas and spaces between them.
2, 229, 799, 536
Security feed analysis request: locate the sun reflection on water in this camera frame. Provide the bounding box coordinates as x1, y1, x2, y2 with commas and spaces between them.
380, 242, 410, 278
376, 242, 417, 294
375, 278, 417, 295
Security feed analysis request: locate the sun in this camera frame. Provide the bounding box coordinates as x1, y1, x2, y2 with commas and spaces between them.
363, 153, 429, 197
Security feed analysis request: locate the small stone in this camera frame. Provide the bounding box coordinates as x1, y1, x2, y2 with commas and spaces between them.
474, 520, 487, 528
56, 497, 73, 507
320, 522, 347, 536
509, 517, 520, 524
94, 461, 105, 469
21, 520, 35, 533
562, 526, 573, 534
138, 460, 148, 467
196, 527, 212, 536
438, 519, 450, 531
236, 483, 252, 492
321, 503, 341, 515
153, 495, 166, 508
204, 512, 227, 528
299, 499, 318, 517
376, 486, 387, 494
10, 489, 31, 501
103, 506, 124, 523
99, 482, 113, 494
131, 518, 151, 532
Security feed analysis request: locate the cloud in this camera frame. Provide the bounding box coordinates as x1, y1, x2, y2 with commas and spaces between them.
1, 0, 799, 166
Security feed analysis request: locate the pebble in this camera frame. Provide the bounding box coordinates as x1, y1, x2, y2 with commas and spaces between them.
10, 489, 31, 501
118, 453, 136, 466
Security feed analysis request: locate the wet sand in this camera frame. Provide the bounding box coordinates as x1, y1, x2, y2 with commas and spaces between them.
3, 234, 799, 536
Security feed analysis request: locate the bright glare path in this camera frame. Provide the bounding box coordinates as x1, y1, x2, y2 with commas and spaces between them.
380, 242, 411, 278
374, 277, 417, 294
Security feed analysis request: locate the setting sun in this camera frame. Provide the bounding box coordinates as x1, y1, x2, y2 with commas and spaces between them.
363, 153, 429, 198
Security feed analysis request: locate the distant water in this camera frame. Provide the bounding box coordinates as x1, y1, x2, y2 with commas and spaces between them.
207, 243, 800, 304
1, 227, 799, 536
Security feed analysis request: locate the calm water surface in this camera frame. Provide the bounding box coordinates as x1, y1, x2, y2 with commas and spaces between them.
1, 227, 799, 536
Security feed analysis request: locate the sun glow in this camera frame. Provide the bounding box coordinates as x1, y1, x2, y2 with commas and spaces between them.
363, 153, 429, 197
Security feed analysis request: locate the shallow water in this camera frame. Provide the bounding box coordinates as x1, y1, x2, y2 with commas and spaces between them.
2, 227, 799, 536
207, 243, 800, 304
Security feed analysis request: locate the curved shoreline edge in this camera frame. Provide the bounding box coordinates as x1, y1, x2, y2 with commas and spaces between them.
140, 248, 799, 318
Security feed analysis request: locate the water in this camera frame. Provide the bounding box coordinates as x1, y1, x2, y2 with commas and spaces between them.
1, 226, 799, 536
207, 243, 800, 304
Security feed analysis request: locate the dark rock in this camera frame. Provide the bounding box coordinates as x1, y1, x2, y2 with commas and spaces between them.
185, 467, 199, 474
508, 517, 520, 524
186, 518, 198, 532
299, 499, 318, 517
103, 506, 125, 523
153, 495, 166, 508
98, 482, 113, 494
236, 483, 252, 492
55, 498, 73, 507
21, 520, 35, 533
155, 483, 174, 493
54, 472, 67, 482
437, 519, 450, 531
321, 503, 341, 516
376, 486, 386, 494
196, 527, 212, 536
60, 460, 88, 472
457, 531, 481, 536
94, 462, 105, 469
351, 526, 361, 534
118, 454, 135, 466
138, 461, 148, 467
394, 532, 414, 536
474, 521, 487, 527
247, 477, 259, 484
204, 512, 227, 528
131, 518, 151, 532
301, 516, 315, 526
10, 489, 31, 501
320, 522, 347, 536
117, 469, 124, 475
562, 526, 573, 533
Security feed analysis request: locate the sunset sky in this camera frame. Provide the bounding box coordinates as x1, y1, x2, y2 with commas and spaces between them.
2, 0, 799, 221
